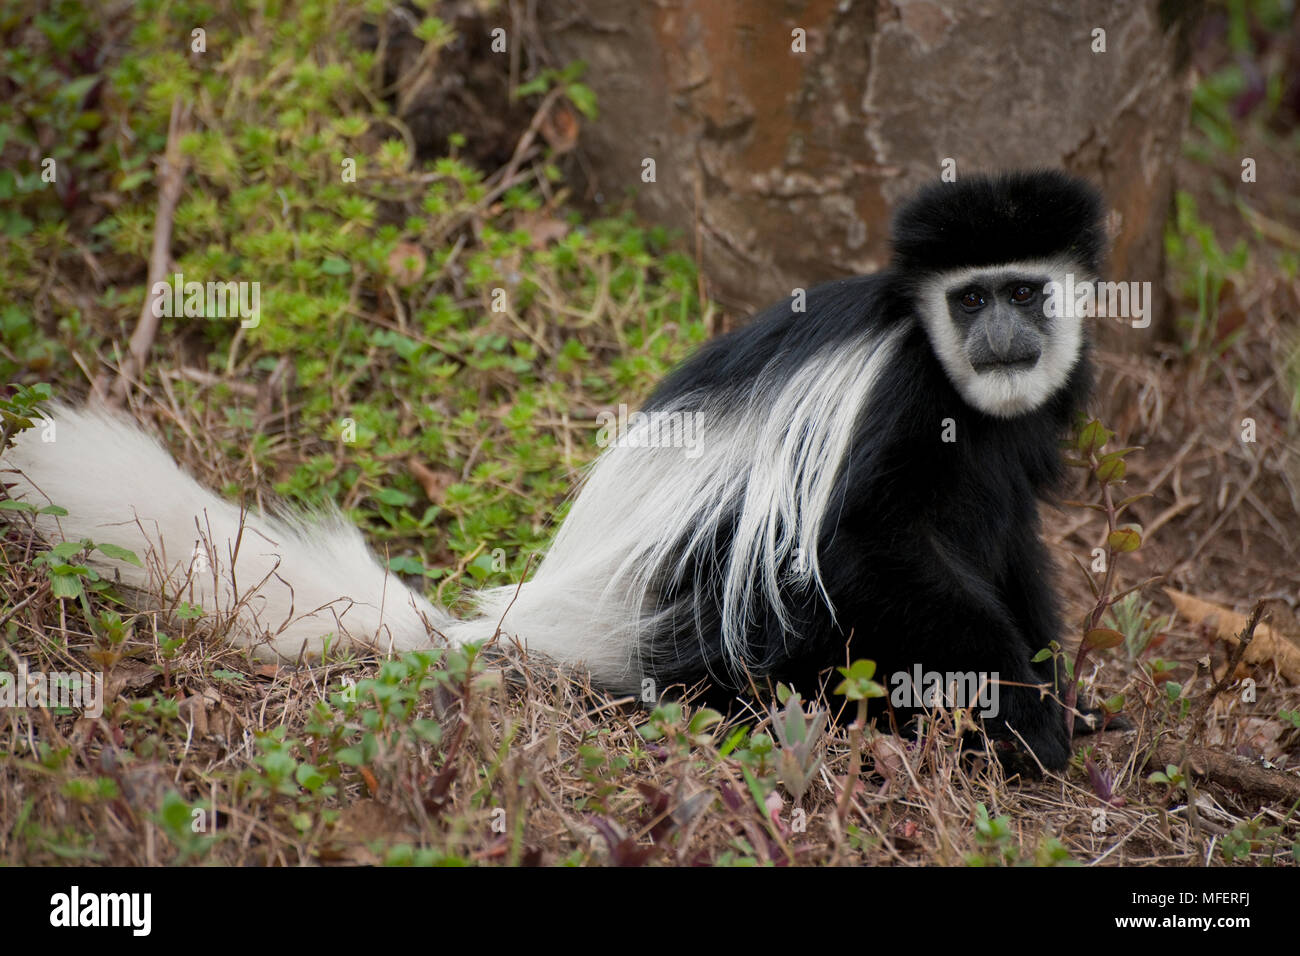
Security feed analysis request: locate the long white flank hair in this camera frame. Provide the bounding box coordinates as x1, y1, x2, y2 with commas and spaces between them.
5, 323, 906, 690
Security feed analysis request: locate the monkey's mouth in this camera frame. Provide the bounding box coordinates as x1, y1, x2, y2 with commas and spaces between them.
971, 356, 1039, 374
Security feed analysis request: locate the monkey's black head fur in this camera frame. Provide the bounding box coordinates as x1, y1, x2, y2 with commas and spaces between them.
890, 169, 1105, 276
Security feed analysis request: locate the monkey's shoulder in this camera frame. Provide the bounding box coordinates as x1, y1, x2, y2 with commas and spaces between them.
645, 272, 908, 410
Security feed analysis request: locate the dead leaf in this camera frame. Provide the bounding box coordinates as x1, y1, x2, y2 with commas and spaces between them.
176, 685, 224, 739
1234, 716, 1287, 761
407, 457, 456, 504
358, 765, 379, 797
1215, 304, 1246, 344
539, 102, 579, 153
515, 211, 569, 249
868, 733, 906, 787
321, 799, 411, 865
177, 694, 210, 737
1165, 588, 1300, 682
106, 659, 160, 698
387, 241, 426, 287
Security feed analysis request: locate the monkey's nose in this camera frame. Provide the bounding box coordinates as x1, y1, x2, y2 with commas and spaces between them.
984, 313, 1017, 356
973, 314, 1041, 372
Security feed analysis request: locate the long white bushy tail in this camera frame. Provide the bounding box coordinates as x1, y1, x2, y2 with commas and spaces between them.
3, 405, 449, 660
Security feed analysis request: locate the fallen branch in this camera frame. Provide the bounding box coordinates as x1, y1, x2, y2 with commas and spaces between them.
1178, 600, 1264, 833
1144, 739, 1300, 807
95, 98, 191, 405
1186, 599, 1264, 747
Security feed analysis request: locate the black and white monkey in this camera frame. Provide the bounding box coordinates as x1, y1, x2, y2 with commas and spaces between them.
5, 169, 1105, 770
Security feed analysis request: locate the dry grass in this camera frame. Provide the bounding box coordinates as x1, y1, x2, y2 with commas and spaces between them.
5, 163, 1300, 865
3, 1, 1300, 870
4, 327, 1300, 867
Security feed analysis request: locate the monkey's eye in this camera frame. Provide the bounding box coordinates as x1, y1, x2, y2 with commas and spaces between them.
1010, 284, 1035, 304
959, 290, 985, 310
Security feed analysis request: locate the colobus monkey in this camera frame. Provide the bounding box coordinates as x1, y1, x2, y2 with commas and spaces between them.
5, 169, 1104, 770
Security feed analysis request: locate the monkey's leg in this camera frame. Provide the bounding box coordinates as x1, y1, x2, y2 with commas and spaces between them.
896, 532, 1073, 771
994, 535, 1076, 770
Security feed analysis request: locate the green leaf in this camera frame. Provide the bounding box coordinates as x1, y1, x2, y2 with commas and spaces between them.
57, 74, 99, 104
96, 542, 143, 567
834, 659, 886, 701
388, 555, 426, 575
1095, 456, 1126, 483
158, 791, 193, 834
718, 726, 747, 758
320, 257, 351, 275
687, 708, 723, 736
565, 83, 598, 119
411, 719, 442, 745
373, 486, 415, 507
466, 552, 496, 581
175, 602, 204, 620
0, 410, 35, 431
295, 763, 327, 792
840, 659, 876, 680
336, 746, 365, 767
49, 573, 84, 600
741, 766, 770, 816
1076, 420, 1113, 456
1107, 527, 1142, 552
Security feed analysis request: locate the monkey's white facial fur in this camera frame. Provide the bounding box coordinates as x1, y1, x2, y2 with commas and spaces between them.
918, 259, 1086, 418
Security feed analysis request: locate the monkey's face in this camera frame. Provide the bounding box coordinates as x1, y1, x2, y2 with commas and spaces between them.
919, 260, 1086, 418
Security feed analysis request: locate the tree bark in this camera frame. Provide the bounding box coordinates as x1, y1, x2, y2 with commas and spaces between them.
543, 0, 1202, 342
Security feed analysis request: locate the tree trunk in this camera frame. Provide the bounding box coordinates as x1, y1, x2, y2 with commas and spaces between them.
543, 0, 1202, 343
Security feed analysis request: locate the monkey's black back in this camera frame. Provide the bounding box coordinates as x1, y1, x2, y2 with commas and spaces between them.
639, 272, 1091, 768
